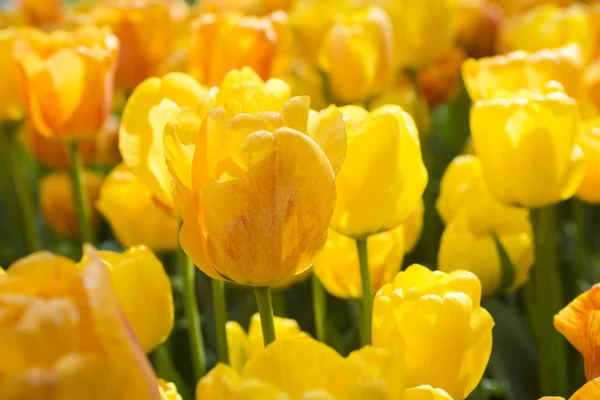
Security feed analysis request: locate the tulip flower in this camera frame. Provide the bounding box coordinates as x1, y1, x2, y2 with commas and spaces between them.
226, 313, 308, 372
576, 118, 600, 203
373, 264, 494, 399
92, 246, 174, 353
499, 4, 596, 63
158, 379, 182, 400
317, 6, 394, 104
419, 48, 466, 107
331, 105, 427, 238
189, 11, 291, 86
0, 247, 161, 399
462, 45, 584, 102
198, 0, 293, 15
540, 378, 600, 400
39, 170, 103, 239
18, 0, 63, 26
197, 336, 453, 399
12, 26, 119, 140
92, 0, 185, 90
554, 284, 600, 381
464, 2, 504, 59
0, 29, 24, 122
470, 91, 584, 209
314, 227, 404, 299
373, 0, 459, 69
97, 164, 180, 251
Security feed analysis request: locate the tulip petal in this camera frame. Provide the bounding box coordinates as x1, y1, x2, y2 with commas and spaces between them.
307, 105, 347, 174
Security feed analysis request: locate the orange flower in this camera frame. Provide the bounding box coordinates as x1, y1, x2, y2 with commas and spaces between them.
12, 26, 119, 140
39, 170, 103, 239
92, 0, 183, 90
419, 47, 466, 107
18, 0, 63, 26
189, 12, 291, 86
554, 284, 600, 381
0, 247, 161, 399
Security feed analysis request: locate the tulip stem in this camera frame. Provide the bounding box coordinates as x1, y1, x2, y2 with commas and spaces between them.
178, 249, 206, 380
527, 206, 568, 397
312, 273, 328, 343
254, 286, 276, 346
211, 278, 230, 364
572, 199, 590, 284
68, 141, 94, 245
356, 238, 372, 345
4, 122, 40, 252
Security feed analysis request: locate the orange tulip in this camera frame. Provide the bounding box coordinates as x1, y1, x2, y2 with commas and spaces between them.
0, 28, 24, 122
18, 0, 63, 26
189, 11, 291, 86
12, 26, 119, 140
419, 47, 466, 107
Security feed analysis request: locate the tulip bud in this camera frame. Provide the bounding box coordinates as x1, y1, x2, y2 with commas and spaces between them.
158, 379, 182, 400
39, 170, 102, 239
372, 264, 494, 399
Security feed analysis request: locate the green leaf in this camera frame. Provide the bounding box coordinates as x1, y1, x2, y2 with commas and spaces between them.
492, 231, 516, 296
153, 344, 193, 400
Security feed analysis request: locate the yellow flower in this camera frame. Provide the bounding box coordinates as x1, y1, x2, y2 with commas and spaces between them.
554, 284, 600, 381
97, 164, 180, 251
373, 0, 459, 69
499, 4, 596, 63
540, 377, 600, 399
462, 45, 584, 101
436, 155, 533, 295
159, 379, 182, 400
0, 247, 161, 399
197, 336, 454, 399
372, 264, 494, 399
490, 0, 575, 17
39, 170, 103, 239
470, 91, 585, 208
403, 200, 424, 254
576, 118, 600, 203
331, 105, 427, 238
198, 0, 294, 15
189, 12, 291, 86
12, 26, 119, 140
0, 29, 24, 121
318, 6, 394, 104
164, 93, 346, 286
314, 227, 404, 299
18, 0, 63, 26
226, 313, 308, 372
92, 0, 185, 90
119, 72, 212, 212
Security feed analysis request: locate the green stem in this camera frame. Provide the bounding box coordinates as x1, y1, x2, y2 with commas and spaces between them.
153, 344, 191, 400
5, 124, 40, 252
254, 286, 276, 346
356, 238, 372, 345
211, 278, 230, 365
312, 273, 327, 343
572, 199, 590, 284
178, 248, 206, 380
68, 141, 94, 244
527, 206, 568, 397
271, 289, 287, 317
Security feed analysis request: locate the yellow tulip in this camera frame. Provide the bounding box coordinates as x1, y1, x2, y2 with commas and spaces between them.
331, 105, 427, 238
159, 379, 182, 400
540, 377, 600, 400
12, 26, 119, 140
318, 6, 394, 104
91, 246, 174, 353
39, 170, 103, 239
0, 247, 161, 399
0, 29, 24, 121
576, 118, 600, 203
470, 91, 585, 208
119, 72, 212, 212
197, 336, 454, 399
372, 264, 494, 399
314, 227, 404, 299
490, 0, 575, 17
499, 4, 596, 63
225, 313, 308, 372
554, 284, 600, 381
92, 0, 184, 90
403, 200, 424, 254
198, 0, 293, 15
436, 155, 533, 295
97, 164, 180, 251
18, 0, 63, 26
462, 45, 584, 101
164, 93, 345, 285
189, 11, 291, 86
373, 0, 459, 69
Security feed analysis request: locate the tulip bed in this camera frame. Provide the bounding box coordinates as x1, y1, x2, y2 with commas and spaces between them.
2, 0, 600, 399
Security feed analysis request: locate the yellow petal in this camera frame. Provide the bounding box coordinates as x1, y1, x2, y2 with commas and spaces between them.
403, 386, 455, 400
158, 379, 182, 400
307, 105, 347, 175
246, 313, 307, 362
226, 321, 248, 373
